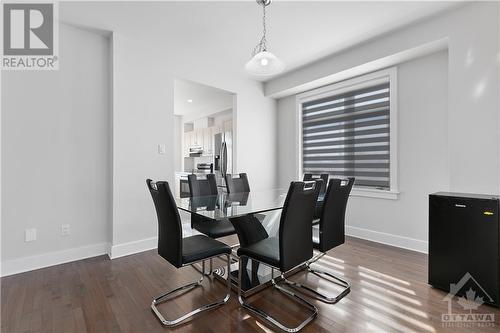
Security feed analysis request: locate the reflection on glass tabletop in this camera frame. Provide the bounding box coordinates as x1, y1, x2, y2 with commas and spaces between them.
175, 188, 324, 220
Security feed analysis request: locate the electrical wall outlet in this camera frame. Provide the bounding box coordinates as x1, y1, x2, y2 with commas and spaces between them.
61, 224, 70, 236
25, 228, 37, 242
158, 144, 166, 154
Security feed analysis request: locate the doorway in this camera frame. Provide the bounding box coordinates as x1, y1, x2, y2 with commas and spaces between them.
173, 78, 236, 197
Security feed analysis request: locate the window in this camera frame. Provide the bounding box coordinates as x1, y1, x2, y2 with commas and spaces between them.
297, 68, 398, 199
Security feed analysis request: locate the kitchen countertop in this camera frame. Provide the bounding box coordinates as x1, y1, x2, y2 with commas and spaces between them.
175, 171, 212, 179
175, 172, 226, 189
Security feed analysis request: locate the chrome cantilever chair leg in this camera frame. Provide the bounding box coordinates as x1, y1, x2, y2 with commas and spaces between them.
282, 253, 350, 304
151, 254, 231, 327
237, 255, 318, 333
192, 259, 212, 276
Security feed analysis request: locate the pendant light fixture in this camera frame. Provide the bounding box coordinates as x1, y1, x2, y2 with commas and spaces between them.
245, 0, 284, 76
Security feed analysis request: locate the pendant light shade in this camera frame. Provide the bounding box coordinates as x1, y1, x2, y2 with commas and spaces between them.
245, 0, 284, 77
245, 51, 285, 76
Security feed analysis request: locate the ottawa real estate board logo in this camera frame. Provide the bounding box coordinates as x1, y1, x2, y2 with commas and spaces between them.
442, 272, 495, 328
1, 2, 59, 70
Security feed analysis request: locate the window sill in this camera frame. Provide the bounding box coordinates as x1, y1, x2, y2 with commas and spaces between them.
350, 188, 399, 200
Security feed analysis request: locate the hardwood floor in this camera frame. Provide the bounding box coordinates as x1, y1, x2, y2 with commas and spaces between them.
2, 236, 500, 333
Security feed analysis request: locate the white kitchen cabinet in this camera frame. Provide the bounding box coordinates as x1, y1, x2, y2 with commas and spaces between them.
203, 128, 212, 155
184, 131, 194, 156
183, 126, 216, 156
183, 133, 188, 157
210, 127, 215, 153
185, 131, 201, 147
193, 130, 201, 147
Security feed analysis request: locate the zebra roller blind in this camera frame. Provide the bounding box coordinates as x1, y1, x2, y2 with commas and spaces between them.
302, 81, 390, 189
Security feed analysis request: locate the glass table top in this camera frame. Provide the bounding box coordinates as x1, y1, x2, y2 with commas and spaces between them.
175, 188, 324, 220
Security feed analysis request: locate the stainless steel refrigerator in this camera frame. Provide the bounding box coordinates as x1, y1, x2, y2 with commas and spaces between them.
214, 130, 232, 187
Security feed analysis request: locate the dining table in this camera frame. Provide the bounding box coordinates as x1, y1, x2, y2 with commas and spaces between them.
175, 188, 324, 296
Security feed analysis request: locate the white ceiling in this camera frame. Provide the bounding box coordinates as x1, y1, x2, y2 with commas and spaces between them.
60, 1, 459, 81
174, 79, 234, 117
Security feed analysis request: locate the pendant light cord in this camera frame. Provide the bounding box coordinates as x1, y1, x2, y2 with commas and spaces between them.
252, 2, 268, 55
261, 4, 267, 51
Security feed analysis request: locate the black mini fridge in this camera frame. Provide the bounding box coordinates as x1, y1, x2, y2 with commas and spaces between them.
429, 192, 500, 307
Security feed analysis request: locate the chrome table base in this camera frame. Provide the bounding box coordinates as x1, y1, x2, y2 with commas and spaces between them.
212, 256, 307, 297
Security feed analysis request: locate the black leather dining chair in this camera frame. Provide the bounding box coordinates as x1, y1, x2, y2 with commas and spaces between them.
225, 173, 250, 193
188, 174, 236, 239
146, 179, 231, 326
188, 173, 218, 196
283, 178, 354, 304
303, 173, 329, 221
303, 173, 329, 194
237, 180, 322, 332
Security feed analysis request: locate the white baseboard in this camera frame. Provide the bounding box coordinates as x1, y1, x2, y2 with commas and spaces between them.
1, 242, 110, 277
109, 228, 427, 259
110, 236, 157, 259
0, 228, 426, 277
346, 225, 428, 254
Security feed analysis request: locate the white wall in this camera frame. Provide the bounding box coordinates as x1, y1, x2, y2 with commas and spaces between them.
173, 115, 183, 172
109, 34, 277, 257
274, 2, 500, 252
277, 96, 297, 189
212, 109, 233, 127
1, 24, 111, 275
110, 34, 175, 255
2, 2, 279, 265
278, 52, 448, 251
182, 103, 234, 124
346, 52, 448, 249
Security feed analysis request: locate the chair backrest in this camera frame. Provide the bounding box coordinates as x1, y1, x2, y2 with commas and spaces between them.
225, 173, 250, 193
303, 173, 329, 194
279, 180, 322, 271
188, 174, 218, 197
146, 179, 183, 268
318, 178, 354, 253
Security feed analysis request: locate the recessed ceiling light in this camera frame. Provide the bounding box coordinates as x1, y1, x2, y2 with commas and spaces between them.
187, 99, 193, 103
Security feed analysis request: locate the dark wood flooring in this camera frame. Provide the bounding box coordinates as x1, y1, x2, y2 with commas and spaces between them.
2, 236, 500, 332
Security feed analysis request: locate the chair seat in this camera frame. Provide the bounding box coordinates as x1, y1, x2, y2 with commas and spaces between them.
192, 216, 236, 238
237, 237, 280, 268
182, 235, 231, 264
